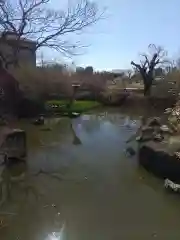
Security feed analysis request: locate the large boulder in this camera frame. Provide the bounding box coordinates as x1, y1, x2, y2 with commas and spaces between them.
136, 100, 180, 182
139, 141, 180, 183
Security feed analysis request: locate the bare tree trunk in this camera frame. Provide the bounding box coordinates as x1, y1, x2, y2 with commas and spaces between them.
144, 83, 151, 96
143, 76, 153, 96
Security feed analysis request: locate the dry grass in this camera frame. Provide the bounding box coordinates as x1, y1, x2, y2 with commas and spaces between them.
11, 66, 73, 99
10, 66, 180, 102
10, 66, 108, 100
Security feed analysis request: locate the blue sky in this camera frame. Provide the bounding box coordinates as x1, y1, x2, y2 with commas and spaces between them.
43, 0, 180, 71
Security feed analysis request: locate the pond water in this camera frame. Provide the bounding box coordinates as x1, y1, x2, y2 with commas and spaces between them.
1, 108, 180, 239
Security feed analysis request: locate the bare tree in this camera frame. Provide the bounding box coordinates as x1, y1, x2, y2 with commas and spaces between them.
131, 44, 169, 96
124, 69, 133, 83
127, 70, 132, 78
0, 0, 104, 68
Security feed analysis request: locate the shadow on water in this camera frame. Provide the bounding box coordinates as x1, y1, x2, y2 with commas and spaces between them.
1, 109, 180, 239
0, 160, 40, 208
0, 119, 82, 207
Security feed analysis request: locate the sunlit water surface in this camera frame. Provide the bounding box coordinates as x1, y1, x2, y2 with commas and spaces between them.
0, 108, 180, 240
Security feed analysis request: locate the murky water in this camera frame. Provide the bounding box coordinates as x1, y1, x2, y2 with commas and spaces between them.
1, 108, 180, 239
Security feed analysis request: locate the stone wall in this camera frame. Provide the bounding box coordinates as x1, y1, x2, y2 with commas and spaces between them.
0, 34, 36, 69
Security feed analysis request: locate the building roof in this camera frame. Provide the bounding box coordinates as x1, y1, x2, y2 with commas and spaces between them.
0, 31, 36, 44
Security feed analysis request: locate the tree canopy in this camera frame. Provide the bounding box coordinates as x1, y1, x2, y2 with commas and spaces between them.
0, 0, 104, 68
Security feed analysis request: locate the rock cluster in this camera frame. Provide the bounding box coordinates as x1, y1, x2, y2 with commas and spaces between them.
136, 102, 180, 183
135, 117, 173, 144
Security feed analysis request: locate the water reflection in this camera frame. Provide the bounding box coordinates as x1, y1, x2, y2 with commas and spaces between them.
1, 109, 180, 240
0, 160, 40, 207
45, 223, 66, 240
123, 116, 137, 128
70, 123, 82, 145
83, 120, 100, 134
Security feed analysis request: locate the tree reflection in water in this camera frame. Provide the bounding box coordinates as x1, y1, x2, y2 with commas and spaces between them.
70, 122, 82, 145
81, 119, 100, 134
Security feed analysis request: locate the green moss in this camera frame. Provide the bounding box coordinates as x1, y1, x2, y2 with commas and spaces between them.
46, 100, 101, 113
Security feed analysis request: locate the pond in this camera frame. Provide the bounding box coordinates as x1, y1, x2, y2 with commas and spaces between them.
1, 107, 180, 240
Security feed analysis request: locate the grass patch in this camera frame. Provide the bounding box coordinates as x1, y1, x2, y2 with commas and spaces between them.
46, 100, 101, 113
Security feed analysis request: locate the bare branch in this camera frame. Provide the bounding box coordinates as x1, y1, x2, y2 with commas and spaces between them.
141, 54, 149, 68
131, 61, 141, 70
0, 0, 104, 68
